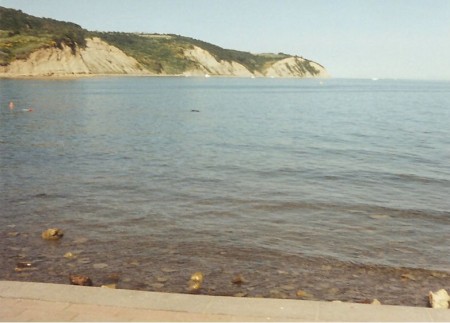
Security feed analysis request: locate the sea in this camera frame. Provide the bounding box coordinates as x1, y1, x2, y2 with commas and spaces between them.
0, 77, 449, 305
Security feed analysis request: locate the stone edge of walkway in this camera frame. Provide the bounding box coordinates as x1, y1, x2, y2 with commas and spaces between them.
1, 280, 449, 322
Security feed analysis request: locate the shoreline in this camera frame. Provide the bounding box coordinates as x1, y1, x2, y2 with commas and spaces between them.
2, 74, 447, 82
1, 280, 449, 321
2, 219, 449, 309
4, 239, 449, 308
0, 72, 328, 80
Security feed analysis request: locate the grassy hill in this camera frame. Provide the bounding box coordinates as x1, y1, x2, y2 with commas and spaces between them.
92, 31, 295, 74
0, 6, 87, 65
0, 6, 322, 76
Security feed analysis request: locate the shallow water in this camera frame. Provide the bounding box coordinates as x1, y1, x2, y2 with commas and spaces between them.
1, 77, 449, 306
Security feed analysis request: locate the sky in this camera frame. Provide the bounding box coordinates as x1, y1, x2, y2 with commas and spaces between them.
1, 0, 450, 80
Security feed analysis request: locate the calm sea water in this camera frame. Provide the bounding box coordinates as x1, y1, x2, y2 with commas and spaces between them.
0, 77, 449, 302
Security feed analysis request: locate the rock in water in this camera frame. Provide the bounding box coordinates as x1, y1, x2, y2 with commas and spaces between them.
15, 262, 35, 272
190, 272, 204, 283
69, 274, 93, 286
64, 252, 76, 259
188, 272, 204, 292
371, 299, 381, 305
231, 274, 247, 285
188, 280, 202, 292
296, 290, 314, 299
429, 289, 450, 309
93, 263, 108, 269
41, 228, 64, 240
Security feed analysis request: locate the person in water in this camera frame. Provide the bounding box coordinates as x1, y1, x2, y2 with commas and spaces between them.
8, 101, 33, 112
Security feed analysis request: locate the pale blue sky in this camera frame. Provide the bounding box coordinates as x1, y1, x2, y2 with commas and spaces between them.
1, 0, 450, 80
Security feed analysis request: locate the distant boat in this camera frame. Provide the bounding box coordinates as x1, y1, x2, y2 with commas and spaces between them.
371, 77, 379, 81
204, 74, 210, 78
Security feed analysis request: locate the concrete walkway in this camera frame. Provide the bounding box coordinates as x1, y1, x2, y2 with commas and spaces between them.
0, 281, 449, 322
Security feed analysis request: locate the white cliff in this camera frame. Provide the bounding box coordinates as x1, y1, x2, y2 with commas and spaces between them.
0, 37, 149, 77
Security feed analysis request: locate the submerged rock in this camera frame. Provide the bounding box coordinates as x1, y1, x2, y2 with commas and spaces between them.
41, 228, 64, 240
401, 273, 416, 281
270, 289, 288, 299
15, 262, 36, 272
429, 289, 450, 309
188, 280, 202, 292
233, 292, 248, 297
280, 284, 296, 291
296, 290, 314, 299
77, 258, 91, 264
64, 252, 77, 259
371, 299, 381, 305
151, 283, 165, 289
431, 272, 448, 279
69, 274, 93, 286
231, 274, 247, 285
128, 260, 140, 266
93, 263, 108, 269
161, 267, 176, 273
157, 277, 169, 283
16, 262, 33, 268
369, 214, 391, 220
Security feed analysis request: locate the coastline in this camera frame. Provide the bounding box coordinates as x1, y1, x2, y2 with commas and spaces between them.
1, 280, 449, 321
0, 72, 327, 80
4, 237, 449, 308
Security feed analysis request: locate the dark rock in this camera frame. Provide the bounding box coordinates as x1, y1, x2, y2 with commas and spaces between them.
231, 274, 247, 285
15, 262, 36, 272
69, 274, 93, 286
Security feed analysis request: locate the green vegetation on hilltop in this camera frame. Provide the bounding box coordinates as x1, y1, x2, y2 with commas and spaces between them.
172, 35, 291, 72
93, 32, 313, 75
91, 32, 199, 74
0, 6, 87, 65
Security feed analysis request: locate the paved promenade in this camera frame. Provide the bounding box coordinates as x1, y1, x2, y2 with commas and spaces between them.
0, 280, 449, 321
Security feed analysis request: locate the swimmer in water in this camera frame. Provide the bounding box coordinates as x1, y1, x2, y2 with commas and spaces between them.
9, 101, 14, 110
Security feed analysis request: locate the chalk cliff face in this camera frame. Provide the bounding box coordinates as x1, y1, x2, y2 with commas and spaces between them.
181, 46, 328, 78
182, 46, 254, 77
0, 37, 328, 78
0, 37, 149, 76
264, 57, 329, 78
